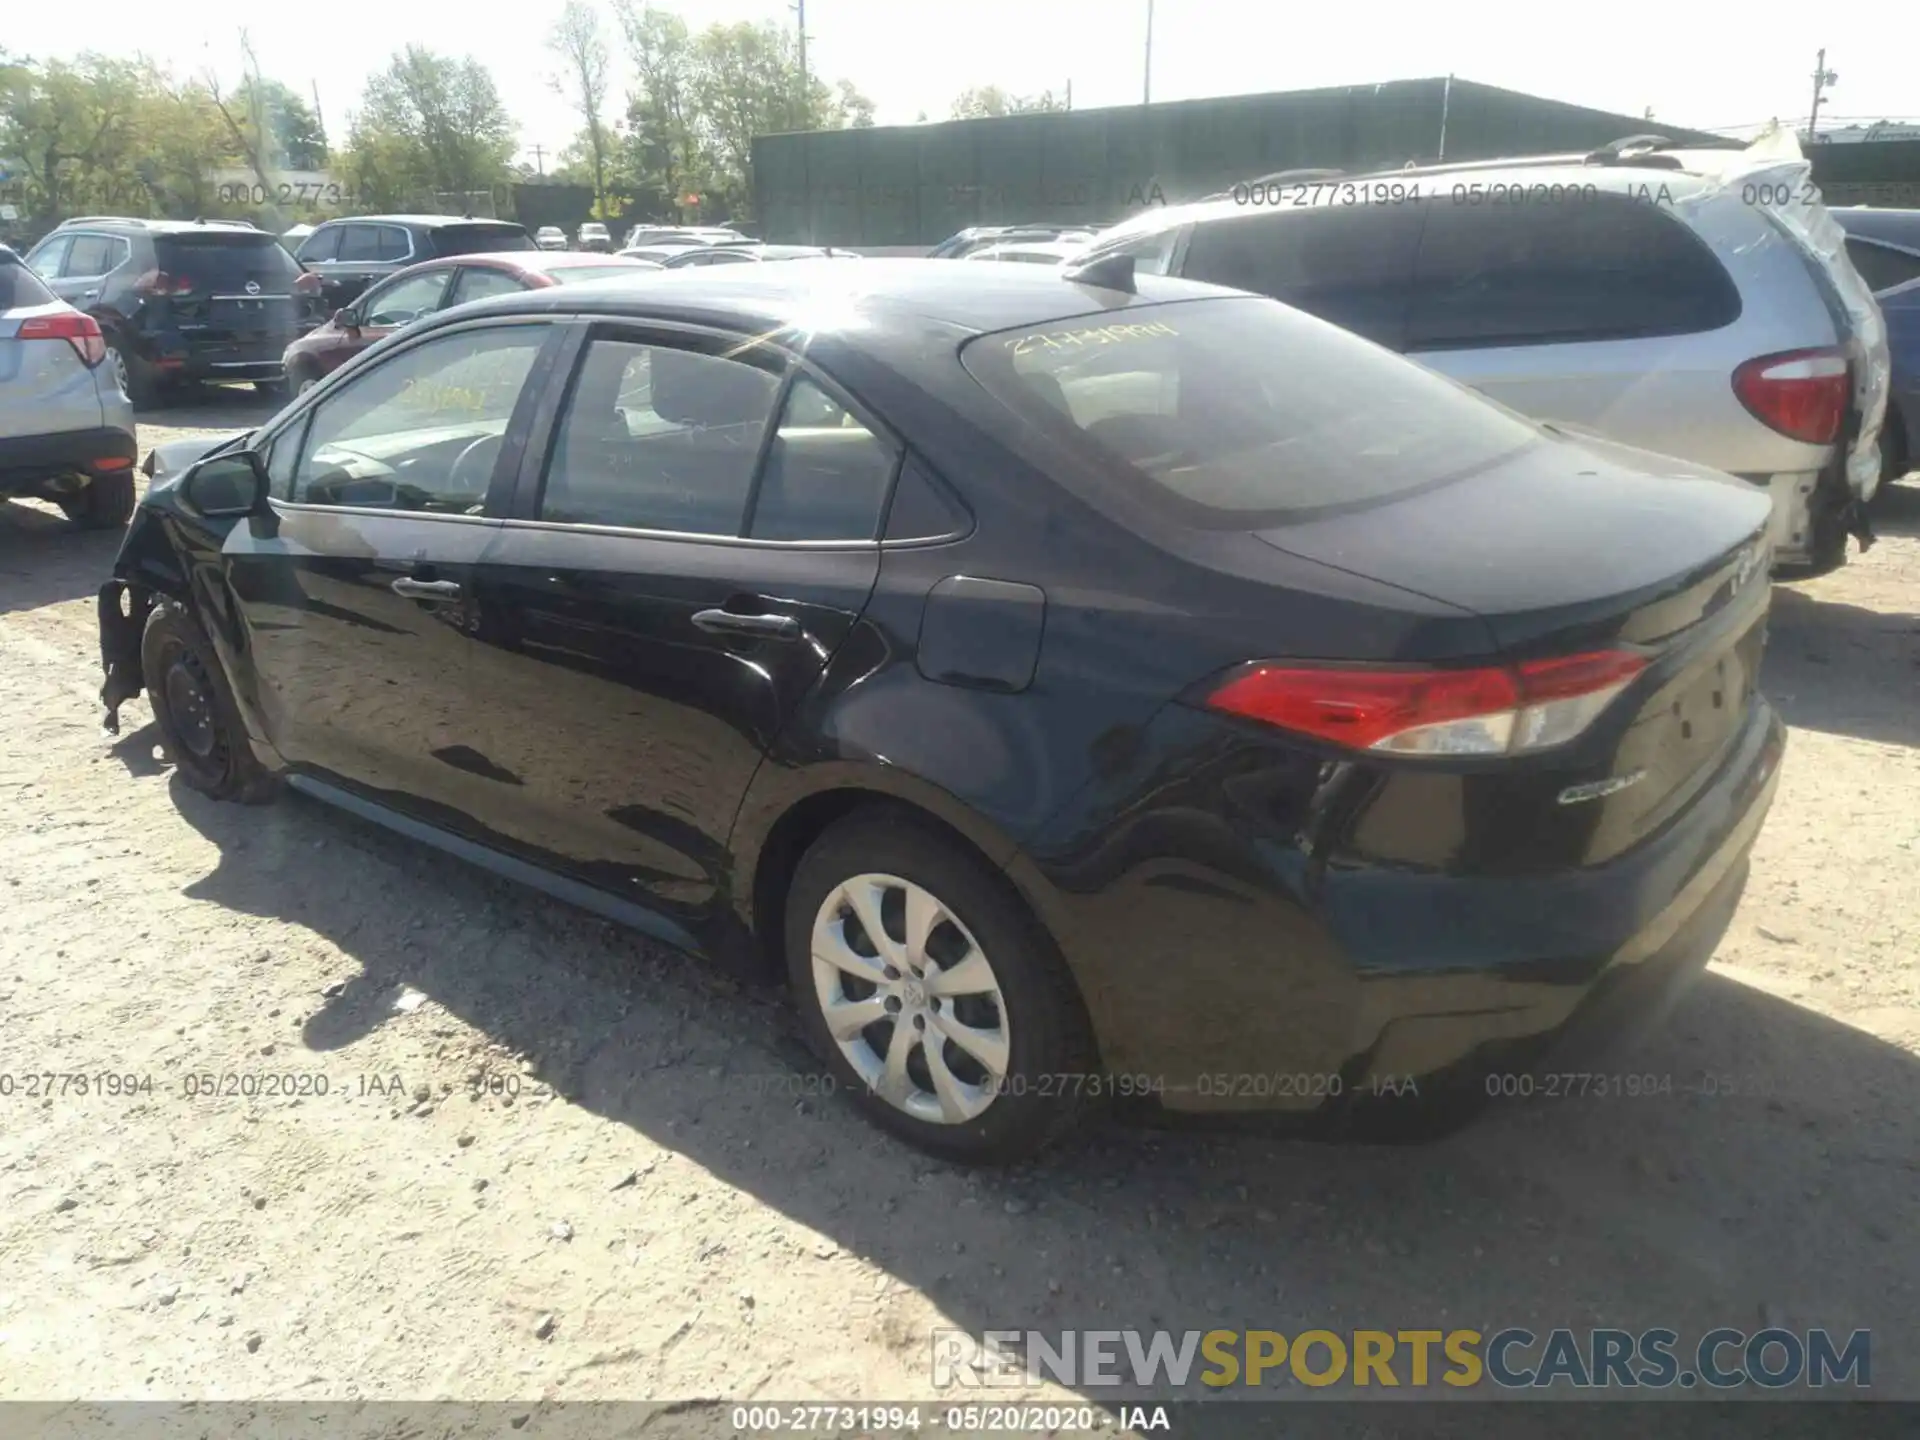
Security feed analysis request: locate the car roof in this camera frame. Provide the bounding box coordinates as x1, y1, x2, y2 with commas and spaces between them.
435, 255, 1237, 351
51, 217, 262, 234
330, 214, 525, 229
1094, 148, 1747, 243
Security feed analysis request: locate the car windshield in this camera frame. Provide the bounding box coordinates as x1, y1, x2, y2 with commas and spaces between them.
961, 295, 1542, 524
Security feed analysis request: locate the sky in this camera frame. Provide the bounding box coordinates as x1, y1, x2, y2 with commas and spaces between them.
9, 0, 1913, 169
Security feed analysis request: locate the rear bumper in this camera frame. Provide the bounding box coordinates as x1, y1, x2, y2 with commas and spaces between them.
0, 425, 139, 493
137, 329, 298, 383
1020, 697, 1786, 1121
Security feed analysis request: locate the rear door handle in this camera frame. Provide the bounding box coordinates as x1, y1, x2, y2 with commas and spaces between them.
391, 577, 462, 599
691, 608, 800, 640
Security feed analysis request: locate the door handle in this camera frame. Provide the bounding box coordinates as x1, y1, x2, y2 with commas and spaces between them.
391, 577, 462, 599
82, 289, 100, 300
691, 608, 800, 640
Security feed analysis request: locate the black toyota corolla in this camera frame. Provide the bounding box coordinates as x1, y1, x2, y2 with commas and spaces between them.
97, 258, 1784, 1162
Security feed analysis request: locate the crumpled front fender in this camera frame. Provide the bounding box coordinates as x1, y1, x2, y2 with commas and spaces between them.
97, 504, 190, 734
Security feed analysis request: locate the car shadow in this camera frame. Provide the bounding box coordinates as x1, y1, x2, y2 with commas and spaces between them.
1869, 478, 1920, 541
137, 381, 286, 430
0, 497, 127, 617
1764, 584, 1919, 748
156, 772, 1920, 1402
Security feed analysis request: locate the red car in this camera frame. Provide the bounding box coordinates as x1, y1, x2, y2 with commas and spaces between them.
280, 250, 662, 394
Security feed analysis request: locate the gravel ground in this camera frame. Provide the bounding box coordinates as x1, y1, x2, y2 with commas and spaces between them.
1, 386, 1916, 1416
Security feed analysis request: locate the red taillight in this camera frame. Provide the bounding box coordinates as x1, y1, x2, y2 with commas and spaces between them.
132, 269, 194, 297
1205, 650, 1649, 757
18, 310, 107, 367
1731, 347, 1848, 445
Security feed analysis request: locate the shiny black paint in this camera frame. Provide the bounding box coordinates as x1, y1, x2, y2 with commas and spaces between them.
104, 264, 1787, 1119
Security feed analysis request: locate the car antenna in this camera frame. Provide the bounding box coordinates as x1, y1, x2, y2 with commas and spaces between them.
1062, 252, 1136, 294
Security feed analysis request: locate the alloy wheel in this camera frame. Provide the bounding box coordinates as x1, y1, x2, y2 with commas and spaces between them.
810, 873, 1011, 1124
108, 346, 131, 397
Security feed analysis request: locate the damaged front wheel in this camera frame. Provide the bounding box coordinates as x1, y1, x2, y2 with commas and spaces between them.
140, 602, 279, 804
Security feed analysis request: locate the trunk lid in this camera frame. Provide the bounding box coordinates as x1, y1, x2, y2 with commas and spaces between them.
1255, 428, 1774, 853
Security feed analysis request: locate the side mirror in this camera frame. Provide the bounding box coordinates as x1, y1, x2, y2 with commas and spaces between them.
181, 451, 271, 519
333, 306, 360, 330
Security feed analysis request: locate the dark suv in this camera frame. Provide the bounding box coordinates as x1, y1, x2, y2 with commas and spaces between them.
292, 216, 536, 312
24, 217, 319, 405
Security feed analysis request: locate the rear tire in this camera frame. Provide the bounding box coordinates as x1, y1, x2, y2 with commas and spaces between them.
106, 338, 158, 408
58, 470, 135, 530
784, 808, 1097, 1164
140, 602, 279, 804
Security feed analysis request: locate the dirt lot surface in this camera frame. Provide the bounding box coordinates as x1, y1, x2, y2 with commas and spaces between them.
2, 386, 1916, 1419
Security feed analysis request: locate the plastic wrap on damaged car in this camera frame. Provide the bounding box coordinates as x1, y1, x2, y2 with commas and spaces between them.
1682, 127, 1890, 501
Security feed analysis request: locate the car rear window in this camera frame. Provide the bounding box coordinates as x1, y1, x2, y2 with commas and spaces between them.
961, 296, 1542, 523
154, 233, 302, 291
0, 257, 57, 309
431, 225, 536, 257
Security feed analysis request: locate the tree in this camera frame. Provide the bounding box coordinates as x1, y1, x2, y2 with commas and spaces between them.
548, 2, 611, 211
343, 48, 516, 210
614, 1, 699, 221
949, 85, 1068, 119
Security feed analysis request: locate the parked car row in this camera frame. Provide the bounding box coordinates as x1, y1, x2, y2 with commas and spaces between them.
4, 136, 1902, 1165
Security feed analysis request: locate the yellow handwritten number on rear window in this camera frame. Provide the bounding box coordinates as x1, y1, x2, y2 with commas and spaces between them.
1006, 321, 1178, 357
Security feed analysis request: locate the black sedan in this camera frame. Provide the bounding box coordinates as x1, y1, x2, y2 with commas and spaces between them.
97, 259, 1784, 1163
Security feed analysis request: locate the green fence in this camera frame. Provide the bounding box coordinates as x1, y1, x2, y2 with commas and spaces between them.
752, 78, 1726, 246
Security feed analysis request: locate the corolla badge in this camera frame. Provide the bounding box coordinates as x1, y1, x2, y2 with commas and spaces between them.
1557, 769, 1647, 806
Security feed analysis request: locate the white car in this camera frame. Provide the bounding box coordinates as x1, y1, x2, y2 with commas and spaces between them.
962, 240, 1093, 265
534, 226, 568, 252
0, 246, 138, 528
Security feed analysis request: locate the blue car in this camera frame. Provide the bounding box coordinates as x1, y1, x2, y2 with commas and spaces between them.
1833, 207, 1920, 485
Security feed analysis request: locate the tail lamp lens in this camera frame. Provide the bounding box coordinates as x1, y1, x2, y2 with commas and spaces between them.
1205, 650, 1648, 756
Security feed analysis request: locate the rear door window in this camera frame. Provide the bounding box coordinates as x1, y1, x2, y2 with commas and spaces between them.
747, 377, 900, 541
375, 226, 413, 262
63, 234, 124, 279
536, 335, 783, 533
153, 233, 302, 293
336, 226, 383, 263
962, 296, 1541, 524
1406, 194, 1740, 350
1181, 205, 1423, 349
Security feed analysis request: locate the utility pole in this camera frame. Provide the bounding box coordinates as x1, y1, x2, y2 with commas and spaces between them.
1808, 48, 1838, 142
793, 0, 809, 130
1143, 0, 1154, 104
530, 145, 546, 177
1066, 79, 1072, 111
